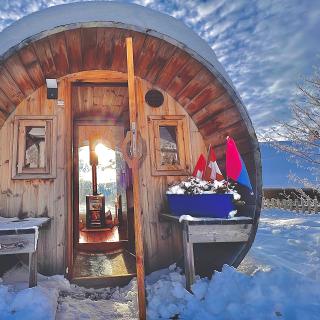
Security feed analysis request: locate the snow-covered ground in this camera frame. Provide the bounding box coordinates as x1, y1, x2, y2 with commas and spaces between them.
0, 209, 319, 319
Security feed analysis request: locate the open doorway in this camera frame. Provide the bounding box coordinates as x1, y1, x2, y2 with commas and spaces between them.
71, 84, 136, 286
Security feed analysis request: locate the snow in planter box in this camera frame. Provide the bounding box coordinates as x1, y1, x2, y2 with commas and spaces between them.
166, 177, 241, 218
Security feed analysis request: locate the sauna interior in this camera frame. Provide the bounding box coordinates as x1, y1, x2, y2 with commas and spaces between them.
71, 83, 137, 283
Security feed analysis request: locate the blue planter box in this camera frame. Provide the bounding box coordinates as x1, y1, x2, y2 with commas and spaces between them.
167, 193, 235, 218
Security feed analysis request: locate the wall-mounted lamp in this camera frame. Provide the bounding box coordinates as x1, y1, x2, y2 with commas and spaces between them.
46, 79, 58, 99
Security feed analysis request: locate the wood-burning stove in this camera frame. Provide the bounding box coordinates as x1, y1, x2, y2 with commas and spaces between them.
86, 142, 106, 228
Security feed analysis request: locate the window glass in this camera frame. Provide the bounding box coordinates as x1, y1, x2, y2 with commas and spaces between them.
78, 144, 118, 216
95, 143, 117, 215
24, 126, 46, 168
159, 125, 179, 165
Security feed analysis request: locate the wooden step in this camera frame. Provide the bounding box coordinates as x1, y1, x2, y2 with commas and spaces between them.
76, 240, 128, 253
72, 249, 136, 288
71, 274, 136, 289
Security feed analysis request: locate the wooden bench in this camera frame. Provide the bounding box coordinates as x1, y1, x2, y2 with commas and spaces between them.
0, 217, 50, 287
160, 213, 253, 291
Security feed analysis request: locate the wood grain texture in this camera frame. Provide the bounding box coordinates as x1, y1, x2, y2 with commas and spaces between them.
156, 50, 190, 90
72, 84, 128, 119
0, 70, 260, 277
185, 81, 226, 116
32, 38, 57, 78
0, 25, 261, 277
135, 36, 161, 80
191, 92, 234, 124
64, 29, 82, 73
0, 233, 35, 255
0, 85, 62, 274
0, 28, 256, 177
126, 37, 146, 320
166, 59, 202, 99
0, 88, 15, 115
188, 224, 252, 243
48, 32, 69, 76
4, 54, 35, 96
81, 28, 97, 70
0, 66, 25, 105
96, 28, 114, 69
29, 251, 38, 287
182, 223, 195, 292
144, 41, 176, 84
18, 46, 44, 87
114, 29, 131, 73
176, 68, 213, 106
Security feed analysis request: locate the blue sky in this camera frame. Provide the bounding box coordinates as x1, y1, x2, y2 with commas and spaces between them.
1, 0, 320, 134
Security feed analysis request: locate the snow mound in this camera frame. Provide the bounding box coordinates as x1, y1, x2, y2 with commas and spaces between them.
0, 263, 69, 320
1, 209, 319, 319
147, 264, 320, 320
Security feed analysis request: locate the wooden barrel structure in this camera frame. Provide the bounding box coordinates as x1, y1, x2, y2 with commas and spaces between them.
0, 2, 261, 280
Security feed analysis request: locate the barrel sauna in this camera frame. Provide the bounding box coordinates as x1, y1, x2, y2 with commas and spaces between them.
0, 2, 262, 285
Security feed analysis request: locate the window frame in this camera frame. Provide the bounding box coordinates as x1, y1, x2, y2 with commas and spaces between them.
148, 115, 191, 176
12, 115, 57, 179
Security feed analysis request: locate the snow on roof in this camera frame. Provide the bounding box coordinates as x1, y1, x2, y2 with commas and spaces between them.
0, 1, 234, 90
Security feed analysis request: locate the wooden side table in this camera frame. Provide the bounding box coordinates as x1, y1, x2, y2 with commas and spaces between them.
0, 217, 50, 287
160, 213, 253, 291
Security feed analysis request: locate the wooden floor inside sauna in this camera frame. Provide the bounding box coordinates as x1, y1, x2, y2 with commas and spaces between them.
79, 226, 120, 243
79, 225, 128, 243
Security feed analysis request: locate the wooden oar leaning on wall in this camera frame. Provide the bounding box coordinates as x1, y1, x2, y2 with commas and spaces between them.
125, 37, 147, 320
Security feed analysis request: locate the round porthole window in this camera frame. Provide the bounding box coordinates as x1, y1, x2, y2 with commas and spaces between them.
145, 89, 164, 108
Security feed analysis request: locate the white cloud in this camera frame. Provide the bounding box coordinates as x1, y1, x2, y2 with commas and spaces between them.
0, 0, 319, 135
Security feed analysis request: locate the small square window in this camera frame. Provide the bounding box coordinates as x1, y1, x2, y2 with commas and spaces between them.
159, 126, 180, 166
148, 115, 191, 176
12, 116, 57, 179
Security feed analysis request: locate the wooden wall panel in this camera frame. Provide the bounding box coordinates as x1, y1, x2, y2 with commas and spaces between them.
0, 28, 256, 177
176, 69, 212, 106
64, 29, 82, 73
18, 46, 44, 87
135, 37, 161, 79
191, 92, 234, 124
166, 59, 202, 98
185, 82, 226, 116
144, 41, 176, 84
0, 88, 15, 115
33, 38, 57, 78
96, 28, 114, 69
72, 85, 128, 119
110, 29, 128, 73
4, 54, 35, 96
0, 66, 25, 105
0, 84, 67, 275
48, 33, 69, 76
81, 28, 97, 70
156, 50, 189, 90
0, 67, 258, 276
135, 78, 207, 272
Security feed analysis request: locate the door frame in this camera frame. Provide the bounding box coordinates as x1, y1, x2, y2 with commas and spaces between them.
64, 70, 128, 279
72, 118, 125, 249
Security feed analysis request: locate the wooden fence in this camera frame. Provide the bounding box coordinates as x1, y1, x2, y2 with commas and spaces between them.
262, 197, 319, 214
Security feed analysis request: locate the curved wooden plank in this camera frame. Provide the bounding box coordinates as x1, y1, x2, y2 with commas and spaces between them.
81, 28, 97, 70
18, 45, 44, 87
4, 53, 35, 96
0, 65, 24, 105
64, 29, 83, 73
48, 32, 69, 76
32, 38, 57, 77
